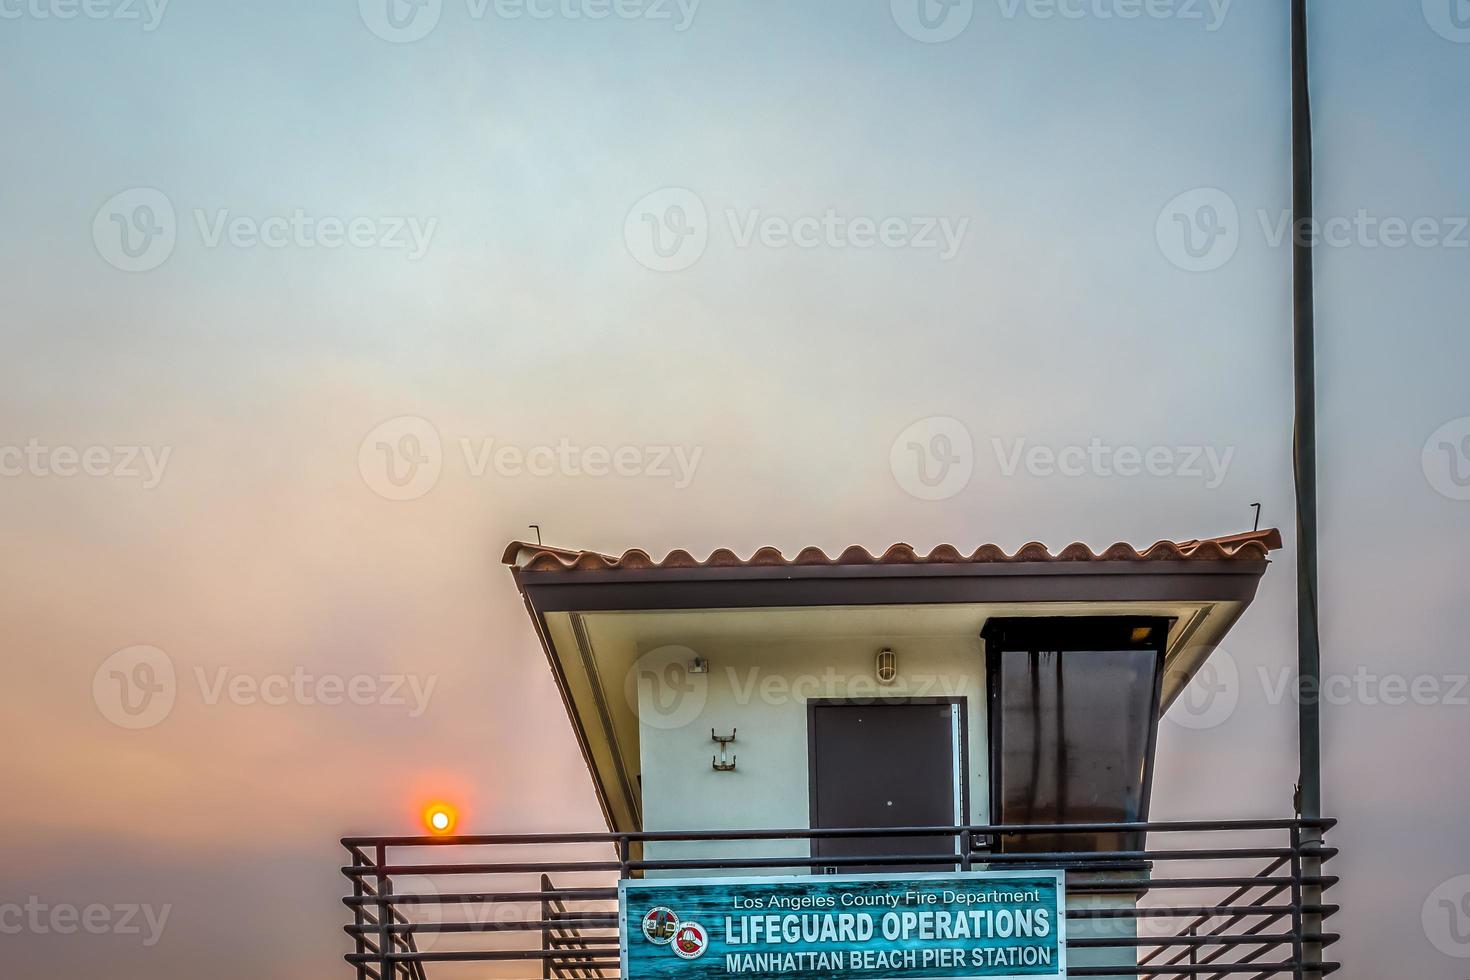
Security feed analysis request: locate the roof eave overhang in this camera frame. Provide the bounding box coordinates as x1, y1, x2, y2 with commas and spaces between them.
512, 558, 1269, 613
508, 554, 1271, 835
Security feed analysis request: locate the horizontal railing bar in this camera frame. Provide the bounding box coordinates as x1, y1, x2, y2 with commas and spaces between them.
1070, 905, 1297, 919
345, 890, 619, 907
1072, 965, 1338, 976
345, 861, 623, 877
340, 818, 1335, 849
624, 852, 966, 871
341, 907, 1316, 929
1074, 933, 1297, 949
342, 877, 1324, 903
344, 846, 1318, 879
346, 949, 1342, 968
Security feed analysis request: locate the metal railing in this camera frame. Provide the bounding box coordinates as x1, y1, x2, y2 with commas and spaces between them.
340, 818, 1338, 979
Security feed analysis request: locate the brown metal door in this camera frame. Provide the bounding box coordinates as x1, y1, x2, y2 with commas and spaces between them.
808, 700, 962, 873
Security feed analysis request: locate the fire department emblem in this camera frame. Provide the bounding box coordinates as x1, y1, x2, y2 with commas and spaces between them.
640, 906, 679, 945
672, 921, 709, 960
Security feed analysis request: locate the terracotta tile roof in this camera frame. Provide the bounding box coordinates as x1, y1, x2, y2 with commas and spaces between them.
503, 528, 1282, 573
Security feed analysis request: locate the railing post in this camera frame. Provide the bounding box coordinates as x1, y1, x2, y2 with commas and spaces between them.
1298, 822, 1324, 980
541, 873, 554, 980
1289, 825, 1306, 980
375, 844, 394, 980
350, 849, 368, 980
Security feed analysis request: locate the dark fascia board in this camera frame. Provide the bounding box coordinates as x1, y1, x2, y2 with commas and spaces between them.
513, 559, 1269, 614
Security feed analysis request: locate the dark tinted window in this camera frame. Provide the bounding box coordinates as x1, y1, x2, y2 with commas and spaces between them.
984, 618, 1166, 854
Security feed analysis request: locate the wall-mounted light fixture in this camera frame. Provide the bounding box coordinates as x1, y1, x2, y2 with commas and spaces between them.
876, 648, 897, 685
688, 657, 709, 674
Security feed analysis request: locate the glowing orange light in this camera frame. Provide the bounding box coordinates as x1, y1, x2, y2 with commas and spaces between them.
423, 803, 457, 836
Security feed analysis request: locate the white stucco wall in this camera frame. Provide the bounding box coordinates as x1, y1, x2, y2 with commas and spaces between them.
636, 634, 987, 872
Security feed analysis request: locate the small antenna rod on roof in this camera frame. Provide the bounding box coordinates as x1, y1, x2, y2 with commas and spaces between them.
1251, 503, 1262, 533
528, 524, 542, 546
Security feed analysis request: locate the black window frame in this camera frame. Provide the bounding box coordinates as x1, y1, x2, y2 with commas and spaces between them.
981, 616, 1171, 853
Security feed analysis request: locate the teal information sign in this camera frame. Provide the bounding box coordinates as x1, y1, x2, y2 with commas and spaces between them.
619, 870, 1066, 980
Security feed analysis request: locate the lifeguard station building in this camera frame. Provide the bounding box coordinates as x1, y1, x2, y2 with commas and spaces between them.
341, 529, 1338, 980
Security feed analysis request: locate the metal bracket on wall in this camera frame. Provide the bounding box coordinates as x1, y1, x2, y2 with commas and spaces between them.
711, 728, 737, 772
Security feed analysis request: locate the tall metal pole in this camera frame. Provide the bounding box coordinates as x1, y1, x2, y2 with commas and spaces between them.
1291, 0, 1321, 828
1291, 1, 1324, 977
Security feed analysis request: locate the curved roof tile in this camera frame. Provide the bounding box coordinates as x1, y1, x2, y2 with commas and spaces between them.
504, 528, 1280, 572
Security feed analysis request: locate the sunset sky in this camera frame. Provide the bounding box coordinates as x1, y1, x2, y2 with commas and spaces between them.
3, 1, 1469, 977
